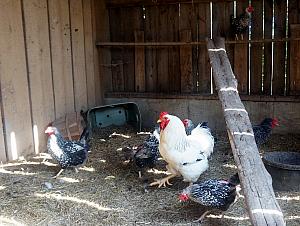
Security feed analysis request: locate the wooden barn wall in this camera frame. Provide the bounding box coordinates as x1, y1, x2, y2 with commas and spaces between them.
98, 0, 300, 97
0, 0, 100, 163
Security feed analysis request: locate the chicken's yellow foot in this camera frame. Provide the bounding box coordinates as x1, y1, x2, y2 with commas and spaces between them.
150, 174, 176, 188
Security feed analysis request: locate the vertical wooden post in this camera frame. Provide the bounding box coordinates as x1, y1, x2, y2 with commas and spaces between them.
289, 24, 300, 95
180, 29, 193, 93
134, 30, 145, 92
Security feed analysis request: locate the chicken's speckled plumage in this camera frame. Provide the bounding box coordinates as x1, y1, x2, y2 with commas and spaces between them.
180, 173, 240, 212
46, 127, 89, 170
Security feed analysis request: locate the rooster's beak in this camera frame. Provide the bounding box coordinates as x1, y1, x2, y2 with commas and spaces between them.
157, 119, 161, 123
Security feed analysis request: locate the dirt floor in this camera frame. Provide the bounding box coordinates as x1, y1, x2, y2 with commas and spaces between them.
0, 126, 299, 226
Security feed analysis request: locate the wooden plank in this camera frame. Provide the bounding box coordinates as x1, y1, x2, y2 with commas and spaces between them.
70, 0, 88, 111
224, 2, 234, 64
168, 4, 180, 93
157, 6, 169, 92
134, 30, 145, 92
263, 0, 273, 95
287, 0, 299, 95
212, 2, 226, 38
272, 0, 287, 96
198, 3, 212, 94
207, 38, 285, 226
179, 3, 197, 93
23, 0, 55, 154
48, 0, 75, 118
83, 0, 96, 108
250, 0, 263, 94
0, 0, 34, 160
145, 6, 158, 92
109, 7, 124, 92
121, 7, 143, 92
180, 30, 193, 93
233, 2, 249, 94
289, 24, 300, 95
111, 60, 125, 91
93, 0, 110, 104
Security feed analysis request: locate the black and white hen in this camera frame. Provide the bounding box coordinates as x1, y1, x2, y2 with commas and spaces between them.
231, 5, 254, 40
45, 126, 89, 178
253, 118, 279, 147
179, 173, 240, 222
182, 119, 209, 136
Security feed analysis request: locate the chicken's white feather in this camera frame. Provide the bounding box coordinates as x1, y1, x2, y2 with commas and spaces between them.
159, 114, 213, 183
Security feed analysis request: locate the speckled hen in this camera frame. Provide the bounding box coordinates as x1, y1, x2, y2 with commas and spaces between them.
179, 173, 240, 222
45, 126, 89, 178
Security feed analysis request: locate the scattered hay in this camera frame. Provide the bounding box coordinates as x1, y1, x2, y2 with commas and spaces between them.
0, 127, 299, 226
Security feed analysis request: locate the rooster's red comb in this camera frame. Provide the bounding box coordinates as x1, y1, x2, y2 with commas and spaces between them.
159, 111, 168, 119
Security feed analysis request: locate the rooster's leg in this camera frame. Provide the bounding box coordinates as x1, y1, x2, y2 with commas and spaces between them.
235, 34, 239, 40
149, 174, 176, 188
52, 169, 64, 179
138, 171, 142, 178
193, 210, 211, 223
241, 34, 244, 40
75, 167, 79, 173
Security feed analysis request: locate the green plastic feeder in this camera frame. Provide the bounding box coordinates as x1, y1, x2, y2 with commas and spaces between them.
87, 102, 141, 132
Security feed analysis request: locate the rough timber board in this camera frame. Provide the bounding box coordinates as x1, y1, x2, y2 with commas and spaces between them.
263, 0, 273, 95
273, 0, 287, 95
93, 0, 108, 104
83, 0, 96, 108
0, 0, 34, 160
70, 0, 88, 111
250, 0, 263, 94
206, 38, 285, 226
48, 0, 75, 118
23, 0, 55, 154
144, 6, 158, 92
289, 24, 300, 95
134, 30, 145, 92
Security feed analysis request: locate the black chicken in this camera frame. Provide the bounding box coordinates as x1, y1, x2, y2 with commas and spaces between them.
45, 126, 89, 178
179, 173, 240, 222
231, 5, 254, 40
253, 118, 279, 147
123, 127, 160, 178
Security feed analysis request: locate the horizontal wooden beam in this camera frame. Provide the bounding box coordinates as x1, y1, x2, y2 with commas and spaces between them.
96, 38, 300, 47
206, 37, 285, 226
104, 92, 300, 103
105, 0, 254, 8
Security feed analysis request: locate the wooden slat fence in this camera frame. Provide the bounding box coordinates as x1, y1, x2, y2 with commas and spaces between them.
99, 0, 300, 96
0, 0, 100, 162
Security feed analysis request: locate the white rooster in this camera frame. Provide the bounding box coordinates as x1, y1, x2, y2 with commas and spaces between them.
150, 112, 214, 188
